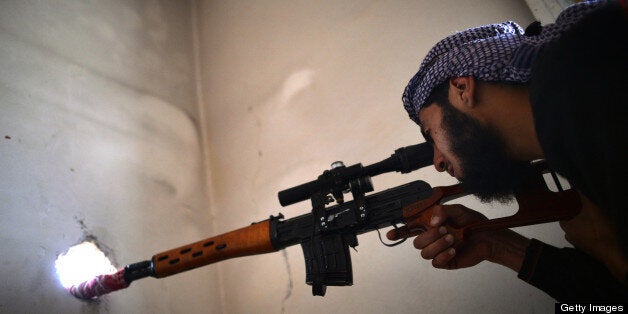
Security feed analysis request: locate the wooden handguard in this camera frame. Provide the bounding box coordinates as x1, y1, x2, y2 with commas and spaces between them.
152, 220, 277, 278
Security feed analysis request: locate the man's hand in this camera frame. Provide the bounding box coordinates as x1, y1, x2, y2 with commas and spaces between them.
413, 204, 530, 272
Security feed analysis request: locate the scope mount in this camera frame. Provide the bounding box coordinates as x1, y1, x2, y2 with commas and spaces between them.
302, 160, 374, 296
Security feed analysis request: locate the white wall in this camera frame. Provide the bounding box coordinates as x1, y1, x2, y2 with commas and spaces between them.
525, 0, 576, 24
0, 1, 220, 313
197, 0, 571, 313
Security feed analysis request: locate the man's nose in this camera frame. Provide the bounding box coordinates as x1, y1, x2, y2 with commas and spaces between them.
433, 148, 447, 173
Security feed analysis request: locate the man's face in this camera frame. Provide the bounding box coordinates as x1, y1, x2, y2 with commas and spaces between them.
418, 102, 532, 203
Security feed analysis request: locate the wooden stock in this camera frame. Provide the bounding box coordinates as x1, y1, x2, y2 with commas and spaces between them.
388, 179, 582, 243
152, 220, 277, 278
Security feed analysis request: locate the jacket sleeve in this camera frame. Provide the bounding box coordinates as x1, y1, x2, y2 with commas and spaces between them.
517, 239, 628, 302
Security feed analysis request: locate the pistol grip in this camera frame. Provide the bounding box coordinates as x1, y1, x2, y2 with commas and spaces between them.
386, 206, 465, 243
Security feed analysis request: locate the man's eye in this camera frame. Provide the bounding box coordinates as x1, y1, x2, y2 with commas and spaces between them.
421, 129, 434, 144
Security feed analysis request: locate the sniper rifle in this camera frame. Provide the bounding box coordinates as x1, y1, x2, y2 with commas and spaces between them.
68, 143, 580, 299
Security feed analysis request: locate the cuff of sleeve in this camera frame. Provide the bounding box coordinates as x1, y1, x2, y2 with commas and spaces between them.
517, 238, 545, 282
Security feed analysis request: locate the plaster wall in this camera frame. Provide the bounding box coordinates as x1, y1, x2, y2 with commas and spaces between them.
196, 0, 572, 313
0, 1, 219, 313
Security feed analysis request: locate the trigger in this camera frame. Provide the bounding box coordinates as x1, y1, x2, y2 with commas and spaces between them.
378, 224, 408, 247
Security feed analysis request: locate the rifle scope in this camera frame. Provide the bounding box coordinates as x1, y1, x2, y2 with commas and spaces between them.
277, 142, 434, 207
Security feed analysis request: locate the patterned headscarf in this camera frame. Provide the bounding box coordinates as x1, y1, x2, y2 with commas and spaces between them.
402, 0, 608, 125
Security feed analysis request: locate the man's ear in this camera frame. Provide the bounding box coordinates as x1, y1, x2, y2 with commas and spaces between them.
448, 76, 476, 109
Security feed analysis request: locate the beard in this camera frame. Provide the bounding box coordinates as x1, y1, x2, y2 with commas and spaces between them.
439, 103, 534, 203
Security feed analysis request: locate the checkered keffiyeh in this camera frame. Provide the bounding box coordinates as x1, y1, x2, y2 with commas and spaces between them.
402, 0, 609, 124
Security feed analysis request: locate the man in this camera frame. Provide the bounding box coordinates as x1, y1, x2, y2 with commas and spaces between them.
401, 0, 627, 301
